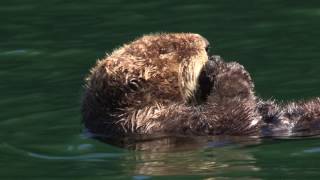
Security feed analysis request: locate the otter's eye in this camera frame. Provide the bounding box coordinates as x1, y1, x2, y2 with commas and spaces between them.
127, 78, 146, 92
128, 79, 140, 91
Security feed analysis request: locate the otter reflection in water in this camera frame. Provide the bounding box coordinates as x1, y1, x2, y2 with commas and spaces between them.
81, 33, 320, 145
124, 136, 261, 176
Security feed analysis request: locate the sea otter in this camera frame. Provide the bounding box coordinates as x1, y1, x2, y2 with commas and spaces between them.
82, 33, 261, 140
82, 33, 320, 141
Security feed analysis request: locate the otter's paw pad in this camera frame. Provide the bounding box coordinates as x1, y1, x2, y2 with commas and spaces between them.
213, 62, 254, 99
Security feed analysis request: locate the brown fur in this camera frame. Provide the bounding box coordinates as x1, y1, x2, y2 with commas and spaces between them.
82, 33, 320, 141
203, 56, 261, 135
260, 98, 320, 136
82, 33, 261, 139
82, 33, 210, 137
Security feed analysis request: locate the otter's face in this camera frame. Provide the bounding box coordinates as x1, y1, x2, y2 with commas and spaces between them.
99, 33, 210, 104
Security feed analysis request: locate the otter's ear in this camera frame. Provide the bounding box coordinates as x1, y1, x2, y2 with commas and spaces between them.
126, 78, 146, 92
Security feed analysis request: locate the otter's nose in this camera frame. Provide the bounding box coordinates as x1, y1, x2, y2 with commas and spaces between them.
203, 38, 210, 53
205, 44, 210, 54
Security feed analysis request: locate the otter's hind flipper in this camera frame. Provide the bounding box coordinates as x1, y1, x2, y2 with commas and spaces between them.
260, 98, 320, 137
282, 98, 320, 136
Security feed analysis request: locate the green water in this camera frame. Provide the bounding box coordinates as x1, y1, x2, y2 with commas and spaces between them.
1, 0, 320, 179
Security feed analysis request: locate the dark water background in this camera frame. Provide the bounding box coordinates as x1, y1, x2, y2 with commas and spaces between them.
1, 0, 320, 179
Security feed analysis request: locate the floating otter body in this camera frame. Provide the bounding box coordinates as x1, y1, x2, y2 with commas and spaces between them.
82, 33, 261, 139
82, 33, 320, 140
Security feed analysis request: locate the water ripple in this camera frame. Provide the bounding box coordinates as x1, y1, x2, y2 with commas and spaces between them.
303, 147, 320, 153
27, 152, 119, 161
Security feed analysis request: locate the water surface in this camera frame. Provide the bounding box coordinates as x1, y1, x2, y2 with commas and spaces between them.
1, 0, 320, 179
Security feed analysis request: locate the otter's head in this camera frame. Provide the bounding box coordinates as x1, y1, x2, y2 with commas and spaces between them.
85, 33, 210, 109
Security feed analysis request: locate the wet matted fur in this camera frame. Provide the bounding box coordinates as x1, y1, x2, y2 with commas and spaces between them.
82, 33, 261, 139
82, 33, 320, 140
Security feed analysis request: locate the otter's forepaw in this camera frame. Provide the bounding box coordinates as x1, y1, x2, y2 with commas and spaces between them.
210, 61, 254, 101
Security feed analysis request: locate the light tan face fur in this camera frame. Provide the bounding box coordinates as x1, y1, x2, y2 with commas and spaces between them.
92, 33, 209, 103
